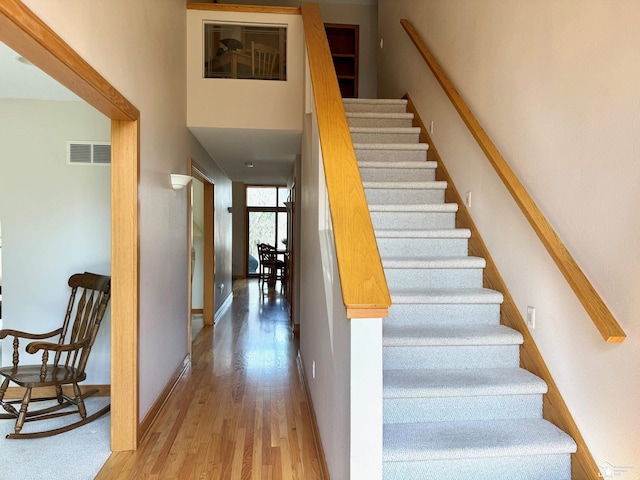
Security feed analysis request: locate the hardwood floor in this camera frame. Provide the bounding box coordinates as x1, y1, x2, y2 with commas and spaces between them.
96, 280, 323, 479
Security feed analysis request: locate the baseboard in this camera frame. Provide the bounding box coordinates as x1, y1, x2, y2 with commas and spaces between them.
296, 351, 330, 480
404, 93, 600, 479
214, 292, 233, 323
5, 384, 110, 400
137, 354, 190, 443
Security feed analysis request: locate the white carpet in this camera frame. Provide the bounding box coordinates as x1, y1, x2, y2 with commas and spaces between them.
0, 396, 111, 480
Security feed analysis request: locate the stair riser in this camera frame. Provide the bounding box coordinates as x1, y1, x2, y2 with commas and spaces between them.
384, 394, 543, 424
348, 117, 414, 128
371, 211, 456, 230
366, 188, 445, 205
383, 454, 571, 480
376, 237, 469, 258
384, 268, 484, 290
355, 149, 427, 163
344, 102, 408, 113
351, 132, 420, 144
385, 303, 501, 327
384, 345, 520, 370
360, 168, 436, 182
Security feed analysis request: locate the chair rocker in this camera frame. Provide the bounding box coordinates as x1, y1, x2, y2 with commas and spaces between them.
0, 272, 111, 439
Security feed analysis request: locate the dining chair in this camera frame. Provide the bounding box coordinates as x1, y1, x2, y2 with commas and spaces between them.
251, 41, 278, 80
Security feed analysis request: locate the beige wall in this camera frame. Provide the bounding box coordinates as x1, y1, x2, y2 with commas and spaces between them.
215, 0, 379, 98
21, 0, 233, 419
378, 0, 640, 469
299, 109, 352, 480
318, 2, 378, 99
232, 182, 247, 278
190, 136, 234, 311
192, 178, 204, 310
187, 9, 304, 132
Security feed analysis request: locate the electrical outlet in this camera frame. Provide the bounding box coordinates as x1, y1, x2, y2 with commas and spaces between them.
527, 306, 536, 329
429, 120, 434, 134
312, 361, 316, 379
465, 191, 472, 208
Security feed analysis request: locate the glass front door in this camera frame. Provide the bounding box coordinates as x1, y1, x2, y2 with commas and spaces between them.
246, 186, 288, 277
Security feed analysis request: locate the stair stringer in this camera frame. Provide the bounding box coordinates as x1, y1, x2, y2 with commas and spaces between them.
404, 93, 600, 480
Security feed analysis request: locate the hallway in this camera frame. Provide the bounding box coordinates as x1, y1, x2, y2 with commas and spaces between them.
97, 280, 323, 479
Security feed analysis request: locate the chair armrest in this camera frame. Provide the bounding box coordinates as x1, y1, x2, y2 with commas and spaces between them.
0, 328, 63, 340
26, 339, 90, 354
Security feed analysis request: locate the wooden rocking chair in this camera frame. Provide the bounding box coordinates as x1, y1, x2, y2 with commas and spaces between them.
0, 272, 111, 439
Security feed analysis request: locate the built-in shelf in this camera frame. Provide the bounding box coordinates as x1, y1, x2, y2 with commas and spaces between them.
325, 23, 359, 98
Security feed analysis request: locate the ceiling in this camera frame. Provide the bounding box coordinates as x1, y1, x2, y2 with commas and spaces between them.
190, 127, 300, 184
0, 42, 79, 101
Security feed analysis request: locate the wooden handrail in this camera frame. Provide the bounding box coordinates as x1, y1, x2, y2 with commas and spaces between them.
401, 18, 625, 343
301, 3, 390, 319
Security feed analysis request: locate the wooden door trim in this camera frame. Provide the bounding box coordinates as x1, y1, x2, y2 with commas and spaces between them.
0, 0, 140, 451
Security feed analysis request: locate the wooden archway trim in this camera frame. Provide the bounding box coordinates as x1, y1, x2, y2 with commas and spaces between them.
0, 0, 140, 451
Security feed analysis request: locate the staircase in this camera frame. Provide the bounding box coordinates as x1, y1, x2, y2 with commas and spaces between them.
344, 98, 577, 480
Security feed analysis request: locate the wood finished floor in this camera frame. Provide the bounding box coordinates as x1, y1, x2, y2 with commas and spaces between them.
96, 280, 322, 479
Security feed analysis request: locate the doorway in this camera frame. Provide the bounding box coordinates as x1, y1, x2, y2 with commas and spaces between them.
246, 186, 288, 277
190, 162, 215, 329
0, 3, 140, 451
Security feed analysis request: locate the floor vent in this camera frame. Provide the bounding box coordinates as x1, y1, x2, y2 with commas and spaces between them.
67, 141, 111, 165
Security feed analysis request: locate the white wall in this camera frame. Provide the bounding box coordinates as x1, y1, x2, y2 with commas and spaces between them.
378, 0, 640, 469
187, 9, 304, 132
21, 0, 233, 419
0, 98, 110, 382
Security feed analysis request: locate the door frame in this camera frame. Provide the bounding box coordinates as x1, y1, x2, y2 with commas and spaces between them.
0, 0, 139, 451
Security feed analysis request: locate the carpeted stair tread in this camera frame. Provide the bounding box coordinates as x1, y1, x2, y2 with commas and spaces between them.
375, 228, 472, 239
342, 98, 407, 105
353, 143, 429, 151
355, 97, 576, 477
384, 368, 548, 398
344, 98, 407, 105
383, 419, 577, 462
364, 181, 447, 190
359, 160, 437, 169
369, 203, 458, 212
350, 126, 421, 134
391, 288, 504, 304
346, 111, 414, 120
383, 324, 523, 347
382, 256, 485, 269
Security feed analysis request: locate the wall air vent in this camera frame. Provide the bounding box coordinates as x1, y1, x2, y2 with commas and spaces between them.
66, 141, 111, 165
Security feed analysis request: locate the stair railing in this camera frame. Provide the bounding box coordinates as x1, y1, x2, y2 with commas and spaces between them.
301, 3, 391, 319
401, 19, 625, 343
